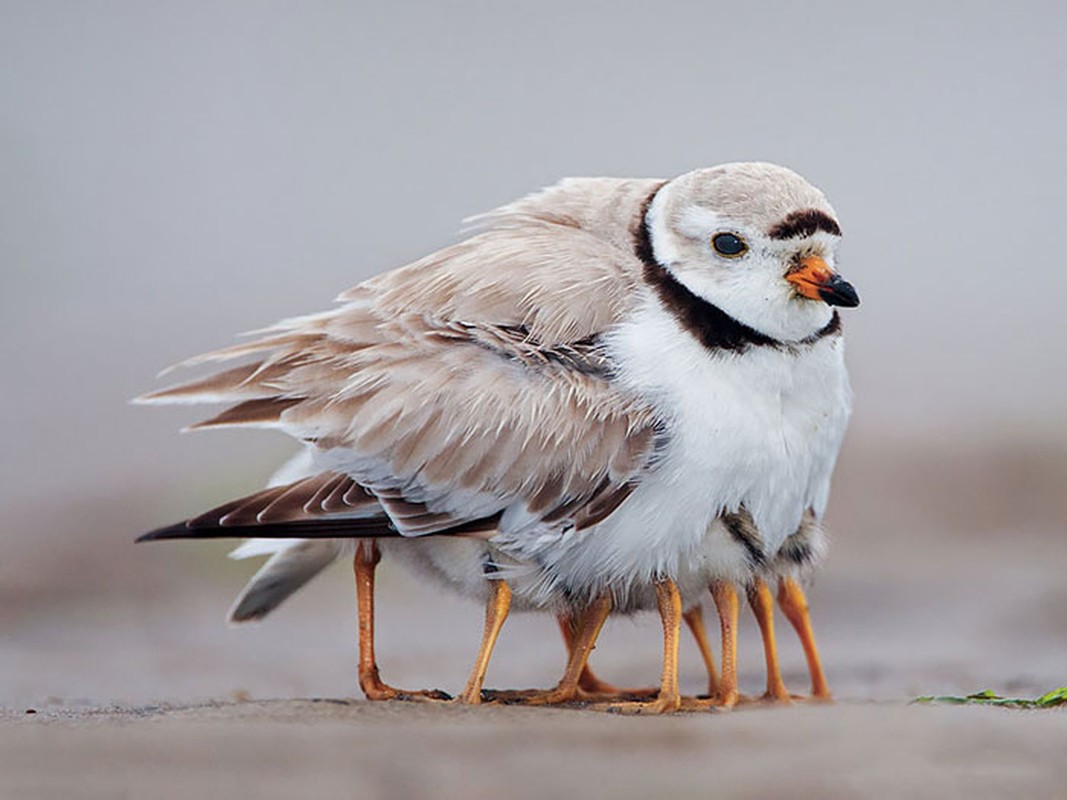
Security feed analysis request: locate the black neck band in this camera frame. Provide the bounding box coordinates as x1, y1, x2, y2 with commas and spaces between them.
634, 190, 839, 353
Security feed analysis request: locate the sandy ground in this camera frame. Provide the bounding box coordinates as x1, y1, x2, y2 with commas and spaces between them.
4, 441, 1067, 797
5, 701, 1067, 800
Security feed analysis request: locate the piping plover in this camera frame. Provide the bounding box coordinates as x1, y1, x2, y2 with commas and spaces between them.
139, 162, 857, 711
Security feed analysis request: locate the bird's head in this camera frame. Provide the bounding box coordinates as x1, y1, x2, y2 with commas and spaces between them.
646, 162, 858, 342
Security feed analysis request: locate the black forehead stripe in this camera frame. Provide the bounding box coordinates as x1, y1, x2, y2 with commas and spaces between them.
767, 209, 841, 240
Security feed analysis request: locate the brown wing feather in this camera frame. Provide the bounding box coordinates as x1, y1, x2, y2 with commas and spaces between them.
257, 474, 373, 523
137, 363, 268, 404
136, 472, 505, 543
188, 473, 379, 527
140, 177, 665, 536
139, 472, 391, 542
188, 397, 303, 430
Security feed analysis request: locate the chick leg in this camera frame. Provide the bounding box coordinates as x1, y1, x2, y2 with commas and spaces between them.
710, 581, 740, 708
561, 613, 618, 695
353, 541, 450, 701
501, 592, 613, 705
599, 578, 684, 714
455, 578, 512, 704
747, 577, 793, 702
777, 576, 832, 700
554, 613, 657, 700
683, 605, 720, 699
559, 614, 610, 695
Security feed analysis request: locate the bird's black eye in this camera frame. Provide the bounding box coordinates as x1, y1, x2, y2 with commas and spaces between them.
711, 233, 747, 258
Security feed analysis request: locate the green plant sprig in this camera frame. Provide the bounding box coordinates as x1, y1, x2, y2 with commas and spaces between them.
913, 687, 1067, 708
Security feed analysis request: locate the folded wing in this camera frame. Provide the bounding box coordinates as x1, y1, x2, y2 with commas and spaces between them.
138, 178, 665, 540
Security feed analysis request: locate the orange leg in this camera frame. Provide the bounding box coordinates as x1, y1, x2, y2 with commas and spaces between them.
747, 578, 792, 703
683, 605, 720, 698
353, 541, 449, 701
455, 578, 512, 704
600, 578, 683, 714
710, 581, 740, 708
558, 613, 618, 695
501, 592, 613, 705
555, 613, 657, 699
778, 576, 832, 700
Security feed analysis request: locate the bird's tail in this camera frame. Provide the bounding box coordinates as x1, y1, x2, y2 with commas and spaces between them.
227, 538, 353, 623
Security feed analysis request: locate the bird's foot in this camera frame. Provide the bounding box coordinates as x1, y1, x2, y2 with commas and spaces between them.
754, 684, 798, 705
575, 673, 658, 701
482, 684, 643, 706
574, 683, 660, 702
598, 693, 682, 715
686, 689, 745, 710
361, 681, 452, 702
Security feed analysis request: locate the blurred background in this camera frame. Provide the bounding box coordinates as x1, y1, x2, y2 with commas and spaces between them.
3, 1, 1065, 710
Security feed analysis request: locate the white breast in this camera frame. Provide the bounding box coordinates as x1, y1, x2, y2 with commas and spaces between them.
500, 293, 851, 609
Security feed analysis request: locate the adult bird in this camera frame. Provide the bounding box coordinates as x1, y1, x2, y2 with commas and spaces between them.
139, 162, 857, 711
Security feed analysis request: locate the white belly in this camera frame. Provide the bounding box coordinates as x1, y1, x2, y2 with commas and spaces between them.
498, 297, 851, 610
380, 537, 552, 612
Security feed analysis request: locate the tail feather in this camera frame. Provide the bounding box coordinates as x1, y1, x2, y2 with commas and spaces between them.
228, 539, 346, 623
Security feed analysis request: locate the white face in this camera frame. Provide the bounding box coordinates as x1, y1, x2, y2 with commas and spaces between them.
647, 193, 844, 342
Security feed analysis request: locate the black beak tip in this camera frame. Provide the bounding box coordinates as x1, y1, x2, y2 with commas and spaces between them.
818, 277, 860, 308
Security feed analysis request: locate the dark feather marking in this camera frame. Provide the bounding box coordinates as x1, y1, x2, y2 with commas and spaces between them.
721, 509, 766, 567
527, 472, 567, 515
635, 189, 842, 353
635, 190, 775, 352
213, 486, 291, 526
440, 322, 614, 379
574, 482, 636, 530
812, 310, 841, 339
773, 509, 821, 567
371, 489, 503, 538
136, 516, 397, 542
539, 475, 610, 525
767, 209, 841, 240
137, 509, 503, 542
256, 474, 338, 523
183, 493, 265, 528
450, 512, 504, 537
321, 476, 357, 513
306, 473, 350, 512
776, 536, 815, 566
343, 482, 375, 506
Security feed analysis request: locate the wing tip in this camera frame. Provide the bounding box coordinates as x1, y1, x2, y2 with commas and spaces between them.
135, 523, 193, 542
227, 604, 268, 625
130, 391, 170, 406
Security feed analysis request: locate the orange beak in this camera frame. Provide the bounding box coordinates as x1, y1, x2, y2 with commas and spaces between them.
786, 255, 860, 307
